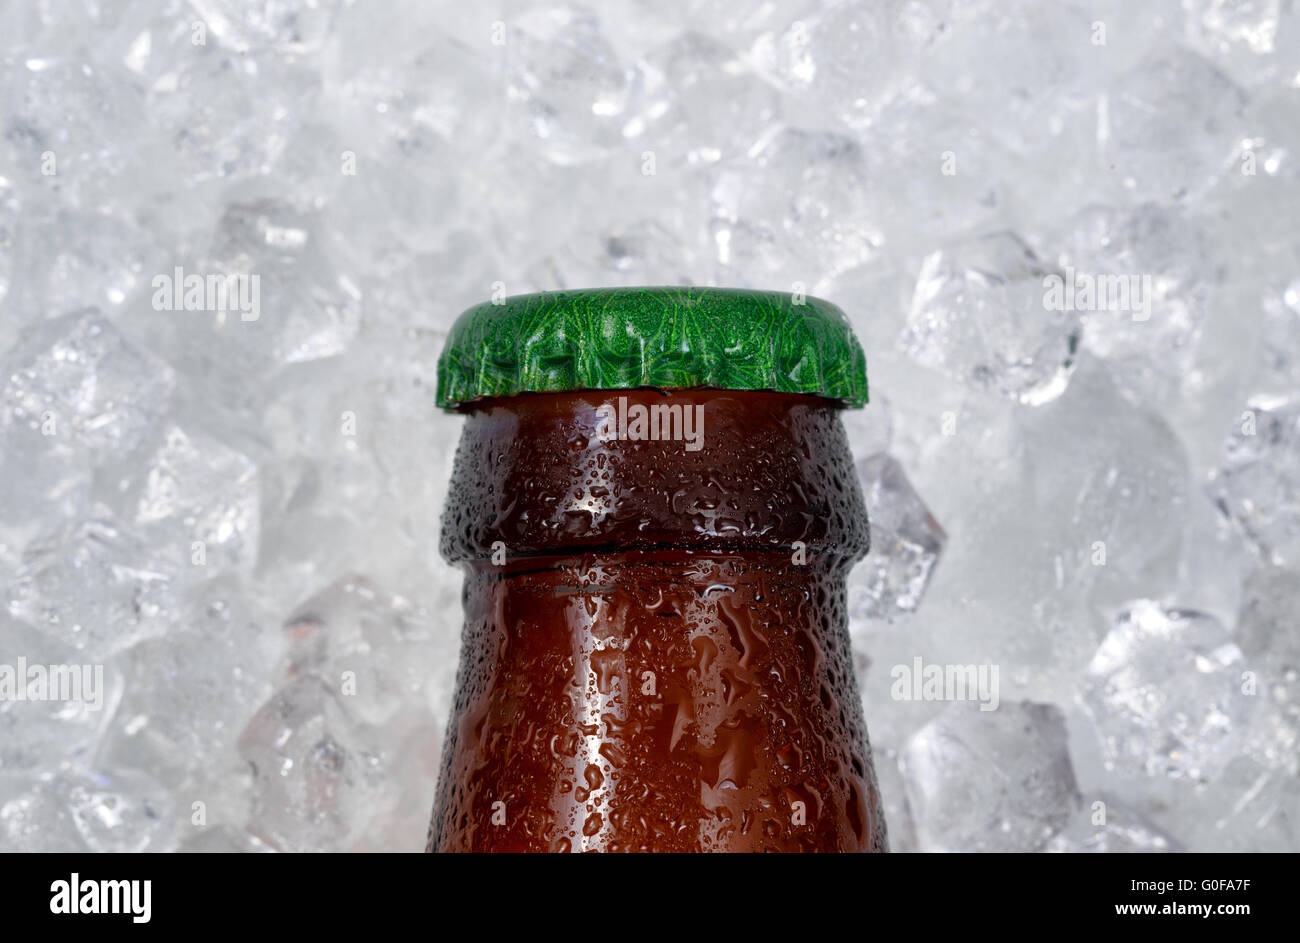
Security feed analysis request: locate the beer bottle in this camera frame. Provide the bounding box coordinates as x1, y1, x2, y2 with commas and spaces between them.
428, 287, 887, 852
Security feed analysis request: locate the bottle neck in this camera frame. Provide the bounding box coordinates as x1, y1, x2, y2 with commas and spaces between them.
440, 389, 870, 568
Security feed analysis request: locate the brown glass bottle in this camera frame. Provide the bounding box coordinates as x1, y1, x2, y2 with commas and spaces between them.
427, 388, 887, 852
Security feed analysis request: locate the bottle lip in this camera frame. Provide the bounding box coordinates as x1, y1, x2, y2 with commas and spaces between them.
435, 286, 869, 410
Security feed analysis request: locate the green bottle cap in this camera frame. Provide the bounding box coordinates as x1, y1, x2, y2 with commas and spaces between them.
436, 287, 869, 409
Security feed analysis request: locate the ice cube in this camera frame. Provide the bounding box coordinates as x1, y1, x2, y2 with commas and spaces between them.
0, 774, 89, 851
875, 385, 1100, 702
238, 675, 388, 852
1174, 489, 1253, 629
633, 32, 781, 166
1186, 0, 1288, 57
97, 577, 283, 782
901, 701, 1081, 852
1081, 600, 1257, 780
143, 43, 320, 184
894, 0, 1104, 153
503, 6, 633, 166
183, 0, 340, 55
8, 206, 163, 315
283, 576, 443, 726
96, 423, 261, 572
1210, 394, 1300, 566
308, 37, 499, 267
1021, 360, 1190, 604
711, 128, 884, 286
872, 747, 917, 853
1236, 566, 1300, 692
1183, 0, 1300, 88
901, 231, 1080, 404
750, 1, 899, 130
1235, 566, 1300, 770
0, 55, 151, 200
7, 510, 180, 659
1044, 793, 1182, 852
1101, 46, 1247, 201
856, 95, 1015, 252
1055, 203, 1220, 402
1259, 278, 1300, 392
0, 309, 171, 543
63, 767, 175, 852
0, 614, 122, 771
0, 310, 174, 459
851, 453, 946, 622
2, 768, 176, 852
1169, 756, 1300, 851
241, 576, 453, 852
203, 199, 361, 365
